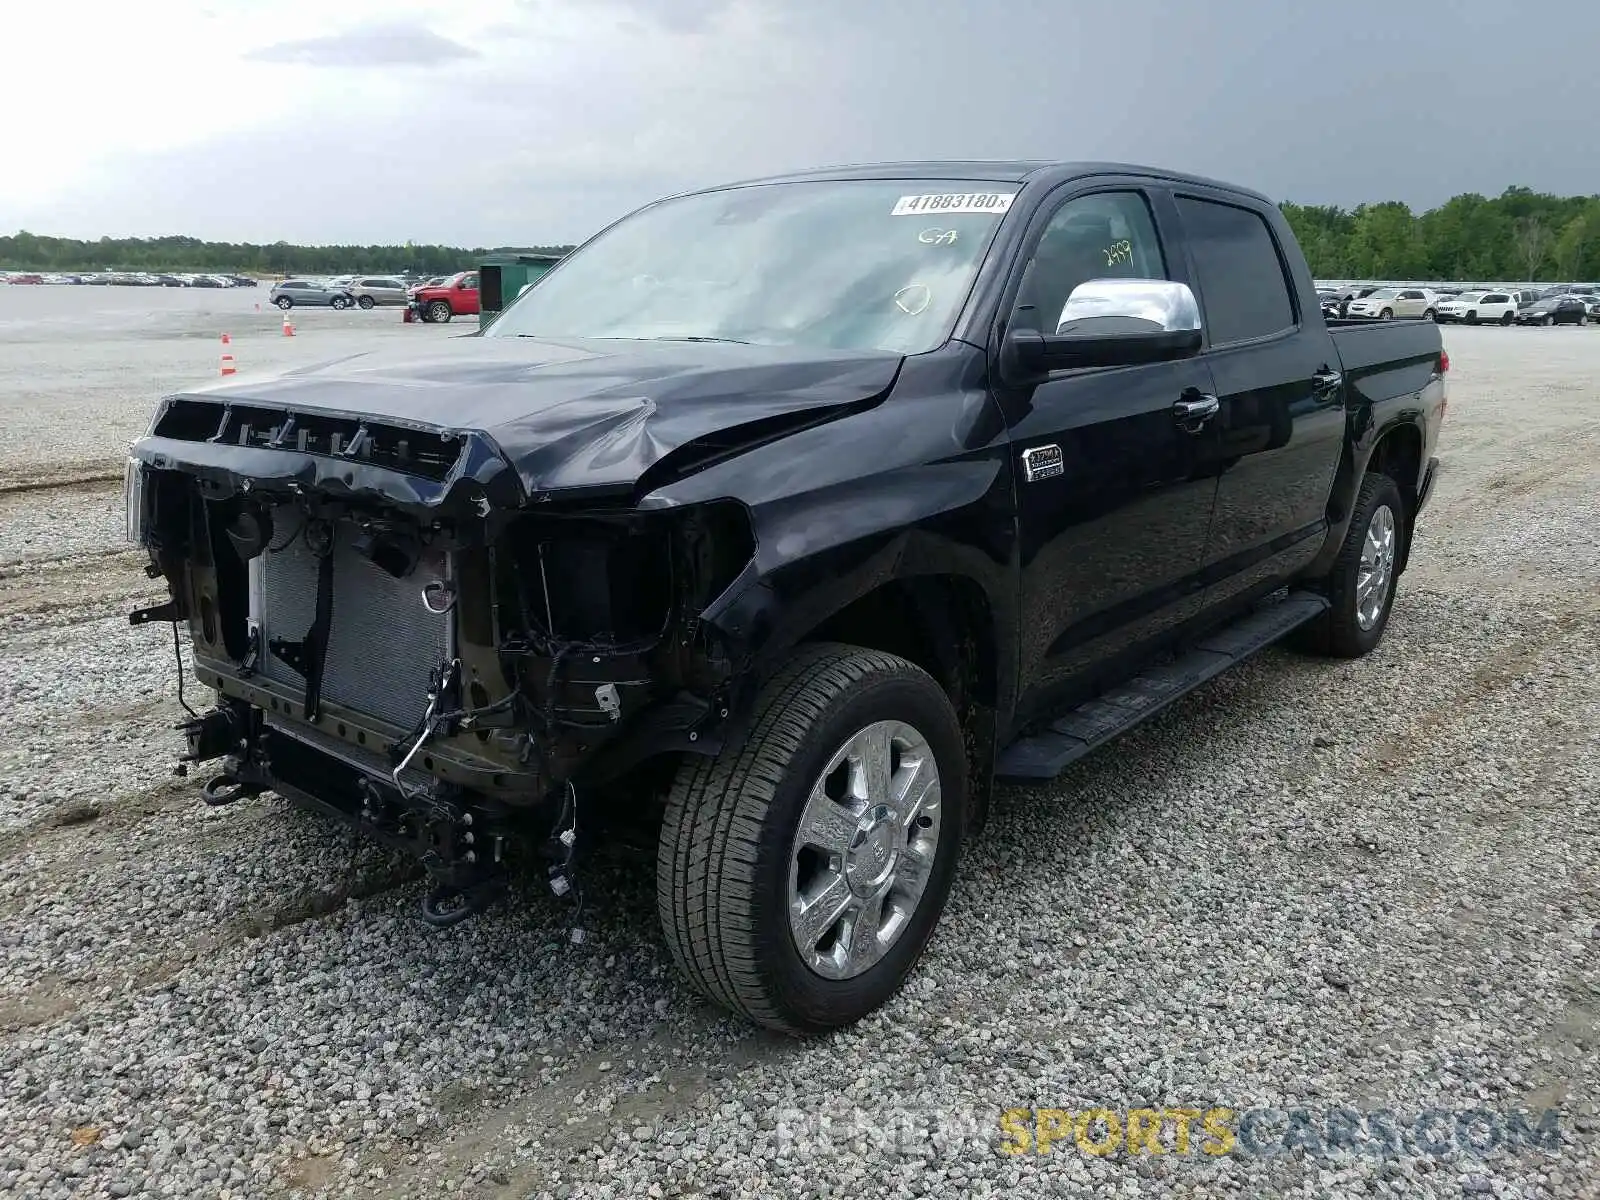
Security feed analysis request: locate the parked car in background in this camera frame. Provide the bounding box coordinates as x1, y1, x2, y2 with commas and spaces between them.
5, 273, 44, 284
1435, 290, 1518, 325
1346, 287, 1438, 320
270, 279, 354, 310
225, 275, 259, 288
1515, 295, 1588, 326
345, 277, 409, 309
410, 271, 479, 322
1330, 285, 1382, 319
1584, 295, 1600, 322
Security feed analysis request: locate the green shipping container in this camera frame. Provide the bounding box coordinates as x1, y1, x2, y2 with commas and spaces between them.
477, 252, 563, 328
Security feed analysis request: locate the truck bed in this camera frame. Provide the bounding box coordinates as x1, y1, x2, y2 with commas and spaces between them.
1326, 317, 1444, 374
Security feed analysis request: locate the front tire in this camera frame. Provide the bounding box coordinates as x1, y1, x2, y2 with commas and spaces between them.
1295, 472, 1405, 659
331, 295, 351, 310
357, 295, 376, 310
274, 296, 293, 310
1422, 308, 1436, 322
657, 644, 967, 1035
1380, 308, 1394, 320
1465, 311, 1478, 325
426, 300, 453, 323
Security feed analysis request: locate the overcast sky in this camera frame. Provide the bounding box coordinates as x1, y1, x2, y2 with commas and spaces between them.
3, 0, 1597, 247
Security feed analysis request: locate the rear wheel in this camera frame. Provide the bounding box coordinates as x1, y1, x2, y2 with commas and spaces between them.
657, 644, 966, 1035
1499, 310, 1514, 326
426, 300, 453, 323
1295, 472, 1405, 659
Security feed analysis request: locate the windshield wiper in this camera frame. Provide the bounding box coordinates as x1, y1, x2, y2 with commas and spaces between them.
647, 335, 751, 344
513, 334, 751, 344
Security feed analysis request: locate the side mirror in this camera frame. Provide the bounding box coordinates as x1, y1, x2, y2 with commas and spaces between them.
1042, 278, 1203, 367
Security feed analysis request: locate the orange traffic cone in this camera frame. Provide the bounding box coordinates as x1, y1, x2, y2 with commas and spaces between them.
282, 315, 294, 337
220, 352, 237, 376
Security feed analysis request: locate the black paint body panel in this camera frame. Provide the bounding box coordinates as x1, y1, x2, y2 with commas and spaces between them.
130, 159, 1445, 765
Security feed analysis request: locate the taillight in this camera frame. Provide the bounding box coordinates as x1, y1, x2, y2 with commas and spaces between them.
1440, 349, 1451, 373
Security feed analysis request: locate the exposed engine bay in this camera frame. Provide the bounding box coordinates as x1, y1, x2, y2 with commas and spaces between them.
127, 408, 758, 925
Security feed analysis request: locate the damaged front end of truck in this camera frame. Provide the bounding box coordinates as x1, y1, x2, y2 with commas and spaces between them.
126, 392, 764, 925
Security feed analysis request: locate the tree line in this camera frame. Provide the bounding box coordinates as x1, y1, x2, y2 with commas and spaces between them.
0, 231, 576, 277
1281, 186, 1600, 283
5, 184, 1599, 282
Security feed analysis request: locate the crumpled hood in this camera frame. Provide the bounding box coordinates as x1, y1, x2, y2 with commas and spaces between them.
172, 335, 903, 498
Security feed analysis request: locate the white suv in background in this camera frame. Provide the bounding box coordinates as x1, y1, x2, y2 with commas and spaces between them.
1436, 290, 1519, 325
1346, 287, 1438, 320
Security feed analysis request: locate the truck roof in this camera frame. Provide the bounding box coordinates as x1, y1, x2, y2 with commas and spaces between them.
697, 160, 1273, 205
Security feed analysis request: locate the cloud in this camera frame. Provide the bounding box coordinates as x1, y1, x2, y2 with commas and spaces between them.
6, 0, 1600, 246
243, 23, 479, 67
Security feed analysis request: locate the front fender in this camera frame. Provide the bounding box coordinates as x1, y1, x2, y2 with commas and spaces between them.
699, 453, 1015, 698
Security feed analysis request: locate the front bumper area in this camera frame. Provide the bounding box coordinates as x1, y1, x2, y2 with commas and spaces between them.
185, 699, 541, 919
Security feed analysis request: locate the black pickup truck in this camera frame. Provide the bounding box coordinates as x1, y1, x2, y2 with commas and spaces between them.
125, 161, 1445, 1034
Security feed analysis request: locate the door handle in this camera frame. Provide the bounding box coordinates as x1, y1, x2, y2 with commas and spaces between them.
1173, 393, 1220, 429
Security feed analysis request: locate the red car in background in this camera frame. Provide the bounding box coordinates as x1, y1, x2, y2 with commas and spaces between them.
5, 273, 44, 284
410, 271, 479, 323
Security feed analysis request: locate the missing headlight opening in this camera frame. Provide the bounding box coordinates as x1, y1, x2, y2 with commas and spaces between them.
133, 458, 757, 927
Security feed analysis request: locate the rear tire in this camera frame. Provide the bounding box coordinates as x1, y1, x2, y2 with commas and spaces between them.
1500, 311, 1514, 326
1294, 472, 1405, 659
657, 643, 967, 1035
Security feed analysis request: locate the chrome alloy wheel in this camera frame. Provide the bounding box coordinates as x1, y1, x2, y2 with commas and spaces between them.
787, 720, 942, 980
1356, 503, 1397, 631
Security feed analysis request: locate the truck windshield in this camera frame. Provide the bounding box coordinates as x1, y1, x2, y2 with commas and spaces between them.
483, 179, 1019, 354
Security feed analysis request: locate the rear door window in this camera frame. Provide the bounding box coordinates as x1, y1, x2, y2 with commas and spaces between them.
1174, 196, 1296, 345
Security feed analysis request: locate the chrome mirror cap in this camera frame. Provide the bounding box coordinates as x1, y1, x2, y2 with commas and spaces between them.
1056, 278, 1202, 337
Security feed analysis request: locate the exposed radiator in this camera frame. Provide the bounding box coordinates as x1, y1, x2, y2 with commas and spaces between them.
251, 518, 452, 731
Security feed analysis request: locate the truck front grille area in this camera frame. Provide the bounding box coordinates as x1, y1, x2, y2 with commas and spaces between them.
155, 399, 468, 483
252, 517, 451, 731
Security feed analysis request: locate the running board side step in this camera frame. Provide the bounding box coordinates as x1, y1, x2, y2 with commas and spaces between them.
994, 590, 1330, 782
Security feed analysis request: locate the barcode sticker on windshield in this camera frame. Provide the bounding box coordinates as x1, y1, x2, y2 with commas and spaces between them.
891, 192, 1016, 217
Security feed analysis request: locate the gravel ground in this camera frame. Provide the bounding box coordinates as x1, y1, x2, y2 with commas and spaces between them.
0, 296, 1596, 1200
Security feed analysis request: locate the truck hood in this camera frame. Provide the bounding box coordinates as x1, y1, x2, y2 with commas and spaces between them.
161, 335, 904, 501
